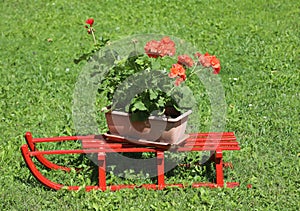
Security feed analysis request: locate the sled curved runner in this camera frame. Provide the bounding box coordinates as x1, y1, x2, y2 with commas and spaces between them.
21, 131, 240, 191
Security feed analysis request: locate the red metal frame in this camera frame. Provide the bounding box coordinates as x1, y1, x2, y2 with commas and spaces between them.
21, 131, 240, 191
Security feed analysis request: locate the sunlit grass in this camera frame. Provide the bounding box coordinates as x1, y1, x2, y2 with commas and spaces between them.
0, 0, 299, 210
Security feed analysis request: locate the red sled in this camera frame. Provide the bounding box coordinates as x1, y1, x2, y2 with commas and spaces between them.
21, 131, 240, 191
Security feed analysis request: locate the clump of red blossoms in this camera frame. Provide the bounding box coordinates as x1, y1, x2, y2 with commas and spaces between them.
177, 54, 194, 68
169, 63, 187, 86
144, 37, 221, 86
171, 54, 195, 85
195, 52, 221, 74
144, 36, 176, 58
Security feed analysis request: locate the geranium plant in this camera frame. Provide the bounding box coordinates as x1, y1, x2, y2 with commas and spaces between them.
81, 19, 222, 122
96, 36, 221, 121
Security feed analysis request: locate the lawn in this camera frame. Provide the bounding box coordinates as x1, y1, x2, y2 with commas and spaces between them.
0, 0, 299, 210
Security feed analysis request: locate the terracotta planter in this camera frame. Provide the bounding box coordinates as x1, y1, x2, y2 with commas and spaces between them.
105, 110, 192, 144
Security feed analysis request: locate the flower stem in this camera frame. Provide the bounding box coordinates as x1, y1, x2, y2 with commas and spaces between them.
189, 64, 201, 77
91, 27, 97, 45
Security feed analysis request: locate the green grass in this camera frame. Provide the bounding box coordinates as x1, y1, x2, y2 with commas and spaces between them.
1, 0, 299, 210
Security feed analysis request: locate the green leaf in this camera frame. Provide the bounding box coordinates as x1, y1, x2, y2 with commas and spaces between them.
157, 96, 166, 107
149, 89, 158, 100
133, 101, 147, 111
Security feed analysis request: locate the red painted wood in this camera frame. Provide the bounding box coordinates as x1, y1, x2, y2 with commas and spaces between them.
156, 151, 165, 189
214, 149, 224, 187
98, 152, 107, 191
25, 131, 72, 172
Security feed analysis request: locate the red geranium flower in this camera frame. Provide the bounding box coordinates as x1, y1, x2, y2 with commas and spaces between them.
144, 40, 161, 58
195, 52, 221, 74
210, 56, 221, 74
169, 63, 186, 86
158, 36, 176, 57
86, 18, 94, 27
195, 52, 211, 67
177, 54, 194, 67
169, 63, 185, 77
144, 36, 176, 58
84, 18, 97, 44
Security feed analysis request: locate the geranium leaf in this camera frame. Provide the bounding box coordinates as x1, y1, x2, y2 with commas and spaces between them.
133, 101, 147, 111
157, 96, 166, 107
149, 89, 158, 100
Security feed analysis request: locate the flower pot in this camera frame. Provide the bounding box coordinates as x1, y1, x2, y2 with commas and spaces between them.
105, 110, 192, 144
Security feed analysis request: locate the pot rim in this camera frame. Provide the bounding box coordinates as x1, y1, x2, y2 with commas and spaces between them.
108, 109, 192, 122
